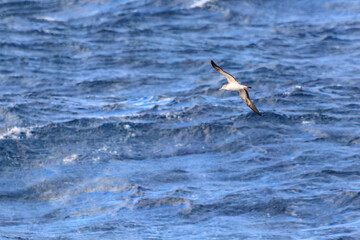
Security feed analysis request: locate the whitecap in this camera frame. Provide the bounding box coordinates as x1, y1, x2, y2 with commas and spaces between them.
190, 0, 213, 9
63, 154, 79, 164
0, 126, 33, 140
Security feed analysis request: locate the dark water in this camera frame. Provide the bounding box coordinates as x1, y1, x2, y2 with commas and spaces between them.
1, 0, 360, 239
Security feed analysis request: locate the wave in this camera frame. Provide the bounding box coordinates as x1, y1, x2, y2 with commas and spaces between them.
135, 197, 191, 210
184, 195, 289, 219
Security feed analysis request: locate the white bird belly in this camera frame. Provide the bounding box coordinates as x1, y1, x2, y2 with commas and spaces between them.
225, 83, 246, 91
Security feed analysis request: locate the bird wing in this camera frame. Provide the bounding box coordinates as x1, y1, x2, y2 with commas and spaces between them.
239, 89, 261, 116
211, 60, 240, 85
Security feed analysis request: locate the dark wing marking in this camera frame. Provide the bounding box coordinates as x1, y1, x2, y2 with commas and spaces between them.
211, 60, 240, 84
239, 89, 261, 116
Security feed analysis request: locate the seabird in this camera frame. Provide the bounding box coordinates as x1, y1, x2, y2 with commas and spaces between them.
211, 60, 262, 116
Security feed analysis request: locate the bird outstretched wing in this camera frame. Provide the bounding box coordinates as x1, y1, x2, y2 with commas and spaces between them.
211, 60, 240, 85
239, 89, 261, 116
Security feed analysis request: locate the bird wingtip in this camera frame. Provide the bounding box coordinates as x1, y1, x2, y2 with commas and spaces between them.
211, 60, 217, 68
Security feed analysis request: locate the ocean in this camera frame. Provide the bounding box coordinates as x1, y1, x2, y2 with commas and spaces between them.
0, 0, 360, 239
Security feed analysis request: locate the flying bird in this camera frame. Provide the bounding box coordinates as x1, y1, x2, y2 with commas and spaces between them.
211, 60, 261, 116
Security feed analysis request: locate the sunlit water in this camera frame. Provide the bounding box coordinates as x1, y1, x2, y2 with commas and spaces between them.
1, 0, 360, 239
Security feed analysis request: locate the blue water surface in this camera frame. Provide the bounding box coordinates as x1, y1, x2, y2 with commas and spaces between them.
0, 0, 360, 239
